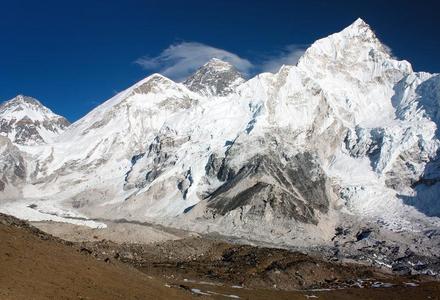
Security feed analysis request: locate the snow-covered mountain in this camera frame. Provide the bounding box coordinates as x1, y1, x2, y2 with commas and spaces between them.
0, 95, 70, 145
183, 58, 245, 96
1, 18, 440, 274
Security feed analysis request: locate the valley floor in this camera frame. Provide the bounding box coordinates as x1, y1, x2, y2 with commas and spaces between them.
0, 214, 439, 299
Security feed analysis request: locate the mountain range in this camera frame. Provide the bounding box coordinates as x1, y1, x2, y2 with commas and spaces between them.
1, 18, 440, 275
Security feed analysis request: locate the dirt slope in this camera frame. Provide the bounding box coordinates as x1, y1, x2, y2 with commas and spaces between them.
0, 214, 195, 300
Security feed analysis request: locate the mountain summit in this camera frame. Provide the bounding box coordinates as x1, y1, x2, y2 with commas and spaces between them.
343, 17, 374, 36
0, 95, 69, 145
183, 58, 245, 96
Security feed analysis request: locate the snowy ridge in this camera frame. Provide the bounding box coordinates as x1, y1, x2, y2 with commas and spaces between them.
1, 19, 440, 273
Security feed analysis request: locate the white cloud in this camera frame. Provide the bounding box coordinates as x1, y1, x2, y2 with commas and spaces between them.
381, 43, 397, 59
135, 42, 253, 81
259, 44, 308, 73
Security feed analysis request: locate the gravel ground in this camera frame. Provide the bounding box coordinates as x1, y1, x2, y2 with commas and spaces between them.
18, 216, 440, 299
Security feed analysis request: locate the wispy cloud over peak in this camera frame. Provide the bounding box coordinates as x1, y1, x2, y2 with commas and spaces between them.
259, 44, 308, 73
135, 42, 312, 81
135, 42, 253, 82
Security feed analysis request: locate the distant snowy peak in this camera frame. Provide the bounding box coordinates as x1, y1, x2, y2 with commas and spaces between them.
183, 58, 245, 96
0, 95, 70, 145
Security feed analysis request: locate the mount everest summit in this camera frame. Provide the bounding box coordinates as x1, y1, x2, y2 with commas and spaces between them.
1, 18, 440, 274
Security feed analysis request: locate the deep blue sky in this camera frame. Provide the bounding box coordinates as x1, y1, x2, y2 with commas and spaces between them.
1, 0, 439, 122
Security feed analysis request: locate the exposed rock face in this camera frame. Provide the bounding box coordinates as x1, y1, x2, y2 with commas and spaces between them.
183, 58, 245, 96
0, 95, 69, 145
0, 136, 26, 199
205, 150, 330, 224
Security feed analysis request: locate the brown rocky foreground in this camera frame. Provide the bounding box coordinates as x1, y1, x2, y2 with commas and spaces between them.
77, 236, 440, 299
1, 214, 440, 299
0, 214, 194, 300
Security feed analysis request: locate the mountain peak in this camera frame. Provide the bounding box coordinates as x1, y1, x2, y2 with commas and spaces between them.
203, 58, 235, 70
183, 58, 245, 96
135, 73, 172, 87
297, 17, 412, 78
1, 95, 49, 118
130, 73, 182, 96
4, 95, 44, 109
341, 17, 376, 39
0, 95, 69, 145
350, 17, 369, 29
